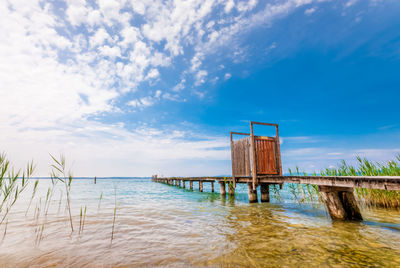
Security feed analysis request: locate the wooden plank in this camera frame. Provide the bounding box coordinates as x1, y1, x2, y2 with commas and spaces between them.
250, 122, 257, 190
156, 175, 400, 191
275, 125, 282, 175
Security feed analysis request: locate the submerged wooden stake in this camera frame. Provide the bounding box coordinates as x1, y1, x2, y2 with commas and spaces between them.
219, 182, 226, 196
199, 181, 203, 192
318, 186, 362, 221
260, 183, 270, 202
211, 182, 214, 192
247, 182, 258, 203
228, 183, 235, 196
190, 181, 193, 190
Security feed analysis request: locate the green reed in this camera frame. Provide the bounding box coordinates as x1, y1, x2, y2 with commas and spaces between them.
284, 154, 400, 207
0, 153, 34, 226
111, 186, 117, 243
319, 155, 400, 208
50, 154, 74, 232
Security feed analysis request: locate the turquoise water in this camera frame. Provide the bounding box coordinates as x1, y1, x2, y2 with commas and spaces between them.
1, 178, 400, 267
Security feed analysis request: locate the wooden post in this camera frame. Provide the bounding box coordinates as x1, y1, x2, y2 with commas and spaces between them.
199, 181, 203, 192
247, 182, 258, 203
178, 180, 181, 187
260, 183, 270, 202
250, 122, 257, 191
230, 132, 236, 189
275, 125, 283, 175
219, 181, 226, 196
318, 186, 362, 221
190, 181, 193, 190
183, 181, 185, 188
211, 182, 214, 192
228, 182, 235, 196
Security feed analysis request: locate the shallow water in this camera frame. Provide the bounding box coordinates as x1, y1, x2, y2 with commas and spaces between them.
1, 178, 400, 267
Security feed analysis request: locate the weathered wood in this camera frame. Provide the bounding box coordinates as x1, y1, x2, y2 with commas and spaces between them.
190, 181, 193, 190
199, 181, 203, 192
260, 183, 270, 202
230, 132, 236, 188
183, 181, 185, 188
219, 181, 226, 196
155, 175, 400, 190
228, 182, 235, 196
247, 182, 258, 203
255, 137, 277, 175
275, 125, 283, 175
318, 186, 362, 221
250, 122, 257, 191
231, 136, 251, 177
211, 182, 214, 192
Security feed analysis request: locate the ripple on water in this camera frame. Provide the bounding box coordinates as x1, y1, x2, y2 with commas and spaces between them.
0, 178, 399, 267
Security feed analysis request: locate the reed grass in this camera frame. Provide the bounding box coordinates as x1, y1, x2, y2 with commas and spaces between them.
50, 154, 74, 232
286, 154, 400, 207
319, 154, 400, 208
111, 186, 117, 243
0, 153, 34, 226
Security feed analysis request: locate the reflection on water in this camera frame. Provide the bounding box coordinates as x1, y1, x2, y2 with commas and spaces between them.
0, 178, 400, 267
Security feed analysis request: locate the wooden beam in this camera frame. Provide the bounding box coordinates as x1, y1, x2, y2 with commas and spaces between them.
250, 122, 257, 190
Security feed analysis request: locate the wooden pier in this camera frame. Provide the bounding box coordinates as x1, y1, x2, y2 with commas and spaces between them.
152, 121, 400, 221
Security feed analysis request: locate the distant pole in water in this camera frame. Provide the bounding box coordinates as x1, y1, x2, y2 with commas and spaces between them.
94, 176, 96, 184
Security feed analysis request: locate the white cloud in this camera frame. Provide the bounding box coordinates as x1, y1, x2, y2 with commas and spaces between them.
195, 70, 208, 86
155, 90, 162, 98
90, 28, 112, 47
1, 0, 382, 176
98, 45, 121, 58
66, 0, 88, 26
146, 68, 160, 80
224, 0, 235, 13
304, 7, 316, 15
224, 73, 232, 80
172, 78, 186, 92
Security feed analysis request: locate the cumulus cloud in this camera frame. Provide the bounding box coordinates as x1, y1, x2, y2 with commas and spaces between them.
1, 0, 375, 176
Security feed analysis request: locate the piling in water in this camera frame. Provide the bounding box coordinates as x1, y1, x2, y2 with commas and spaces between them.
318, 186, 362, 221
247, 182, 258, 203
260, 183, 270, 202
219, 182, 226, 196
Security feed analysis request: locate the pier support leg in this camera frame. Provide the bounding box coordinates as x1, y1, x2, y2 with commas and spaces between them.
219, 182, 226, 196
190, 181, 193, 190
211, 182, 214, 192
228, 182, 235, 196
178, 180, 181, 187
199, 181, 203, 192
260, 183, 270, 203
247, 183, 258, 203
319, 186, 362, 221
183, 181, 185, 188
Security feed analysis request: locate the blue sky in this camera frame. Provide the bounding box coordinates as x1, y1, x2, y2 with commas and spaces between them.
0, 0, 399, 176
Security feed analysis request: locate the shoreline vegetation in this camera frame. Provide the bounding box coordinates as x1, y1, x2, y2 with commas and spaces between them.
283, 154, 400, 208
0, 152, 399, 244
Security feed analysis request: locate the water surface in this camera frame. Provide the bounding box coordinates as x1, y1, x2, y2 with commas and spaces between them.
1, 178, 400, 267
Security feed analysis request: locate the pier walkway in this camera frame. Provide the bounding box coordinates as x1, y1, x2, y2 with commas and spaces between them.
152, 121, 400, 221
